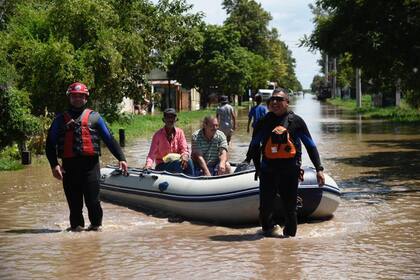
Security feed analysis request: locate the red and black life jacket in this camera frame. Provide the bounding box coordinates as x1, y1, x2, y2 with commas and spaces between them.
263, 113, 296, 159
57, 109, 101, 158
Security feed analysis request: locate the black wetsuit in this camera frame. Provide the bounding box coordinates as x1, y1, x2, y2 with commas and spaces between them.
46, 107, 125, 229
246, 111, 323, 236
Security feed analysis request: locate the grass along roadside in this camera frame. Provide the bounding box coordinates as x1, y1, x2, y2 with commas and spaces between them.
0, 145, 49, 171
1, 105, 241, 171
327, 96, 420, 122
0, 145, 23, 171
108, 108, 219, 141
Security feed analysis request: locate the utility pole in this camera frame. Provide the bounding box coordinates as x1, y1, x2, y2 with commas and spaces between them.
325, 54, 329, 85
332, 57, 337, 98
167, 78, 171, 109
395, 79, 401, 107
355, 68, 362, 108
150, 83, 155, 113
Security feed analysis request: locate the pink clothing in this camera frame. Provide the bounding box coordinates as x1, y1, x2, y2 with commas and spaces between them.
145, 127, 189, 168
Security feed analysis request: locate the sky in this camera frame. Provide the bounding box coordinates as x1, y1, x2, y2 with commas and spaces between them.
184, 0, 321, 89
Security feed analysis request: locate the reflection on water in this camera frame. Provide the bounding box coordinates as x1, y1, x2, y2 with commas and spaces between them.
1, 94, 419, 279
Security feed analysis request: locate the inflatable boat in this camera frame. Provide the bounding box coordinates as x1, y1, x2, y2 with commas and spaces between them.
99, 164, 341, 225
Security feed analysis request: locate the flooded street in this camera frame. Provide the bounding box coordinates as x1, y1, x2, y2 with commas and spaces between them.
1, 95, 419, 279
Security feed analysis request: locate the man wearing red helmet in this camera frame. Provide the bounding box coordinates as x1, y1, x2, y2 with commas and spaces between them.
46, 82, 128, 232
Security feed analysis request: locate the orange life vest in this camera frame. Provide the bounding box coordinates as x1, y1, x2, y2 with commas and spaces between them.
263, 116, 296, 159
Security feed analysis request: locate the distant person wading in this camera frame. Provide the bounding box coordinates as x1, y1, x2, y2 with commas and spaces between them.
247, 94, 268, 133
216, 95, 236, 145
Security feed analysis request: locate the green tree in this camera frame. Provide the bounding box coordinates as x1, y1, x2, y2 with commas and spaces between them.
0, 0, 29, 30
311, 74, 325, 93
0, 84, 40, 150
0, 27, 41, 151
267, 31, 302, 91
304, 0, 420, 107
222, 0, 272, 58
223, 0, 301, 91
2, 0, 202, 120
336, 53, 354, 89
170, 24, 271, 106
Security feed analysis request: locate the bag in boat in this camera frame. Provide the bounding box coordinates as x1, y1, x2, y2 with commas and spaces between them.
162, 153, 181, 163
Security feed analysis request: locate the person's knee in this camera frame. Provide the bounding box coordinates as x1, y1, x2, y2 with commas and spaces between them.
86, 197, 101, 207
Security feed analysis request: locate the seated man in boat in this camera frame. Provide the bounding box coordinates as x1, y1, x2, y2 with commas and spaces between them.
191, 116, 231, 176
144, 108, 194, 175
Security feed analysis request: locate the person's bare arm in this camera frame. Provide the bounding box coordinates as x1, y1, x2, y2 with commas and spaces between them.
231, 109, 236, 130
217, 149, 228, 175
316, 171, 325, 186
191, 150, 211, 176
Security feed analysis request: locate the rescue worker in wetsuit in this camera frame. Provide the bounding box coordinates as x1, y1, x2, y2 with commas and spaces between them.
46, 82, 128, 232
245, 88, 325, 238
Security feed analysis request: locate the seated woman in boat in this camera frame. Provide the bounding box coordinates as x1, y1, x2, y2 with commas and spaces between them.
144, 108, 194, 175
191, 116, 231, 176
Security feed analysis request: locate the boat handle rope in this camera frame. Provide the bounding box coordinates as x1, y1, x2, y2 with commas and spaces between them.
110, 169, 129, 177
139, 170, 158, 180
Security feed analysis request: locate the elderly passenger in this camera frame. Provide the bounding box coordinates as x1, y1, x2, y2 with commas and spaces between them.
191, 116, 231, 176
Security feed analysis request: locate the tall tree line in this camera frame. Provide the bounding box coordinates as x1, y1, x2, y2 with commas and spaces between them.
170, 0, 302, 105
304, 0, 420, 108
0, 0, 301, 150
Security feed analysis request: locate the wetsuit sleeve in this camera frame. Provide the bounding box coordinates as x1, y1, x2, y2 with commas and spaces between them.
45, 115, 62, 168
96, 116, 126, 162
296, 117, 323, 171
245, 117, 265, 166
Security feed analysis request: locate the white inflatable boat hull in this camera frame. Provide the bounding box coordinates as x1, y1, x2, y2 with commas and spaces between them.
99, 166, 340, 225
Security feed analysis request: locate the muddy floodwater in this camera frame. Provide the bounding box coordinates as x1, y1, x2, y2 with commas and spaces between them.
1, 94, 419, 279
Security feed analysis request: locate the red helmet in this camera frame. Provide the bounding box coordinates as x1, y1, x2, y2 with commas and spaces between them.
66, 82, 89, 96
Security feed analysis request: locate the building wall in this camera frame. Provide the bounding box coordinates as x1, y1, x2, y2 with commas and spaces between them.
179, 89, 190, 111
118, 67, 202, 113
190, 88, 200, 111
